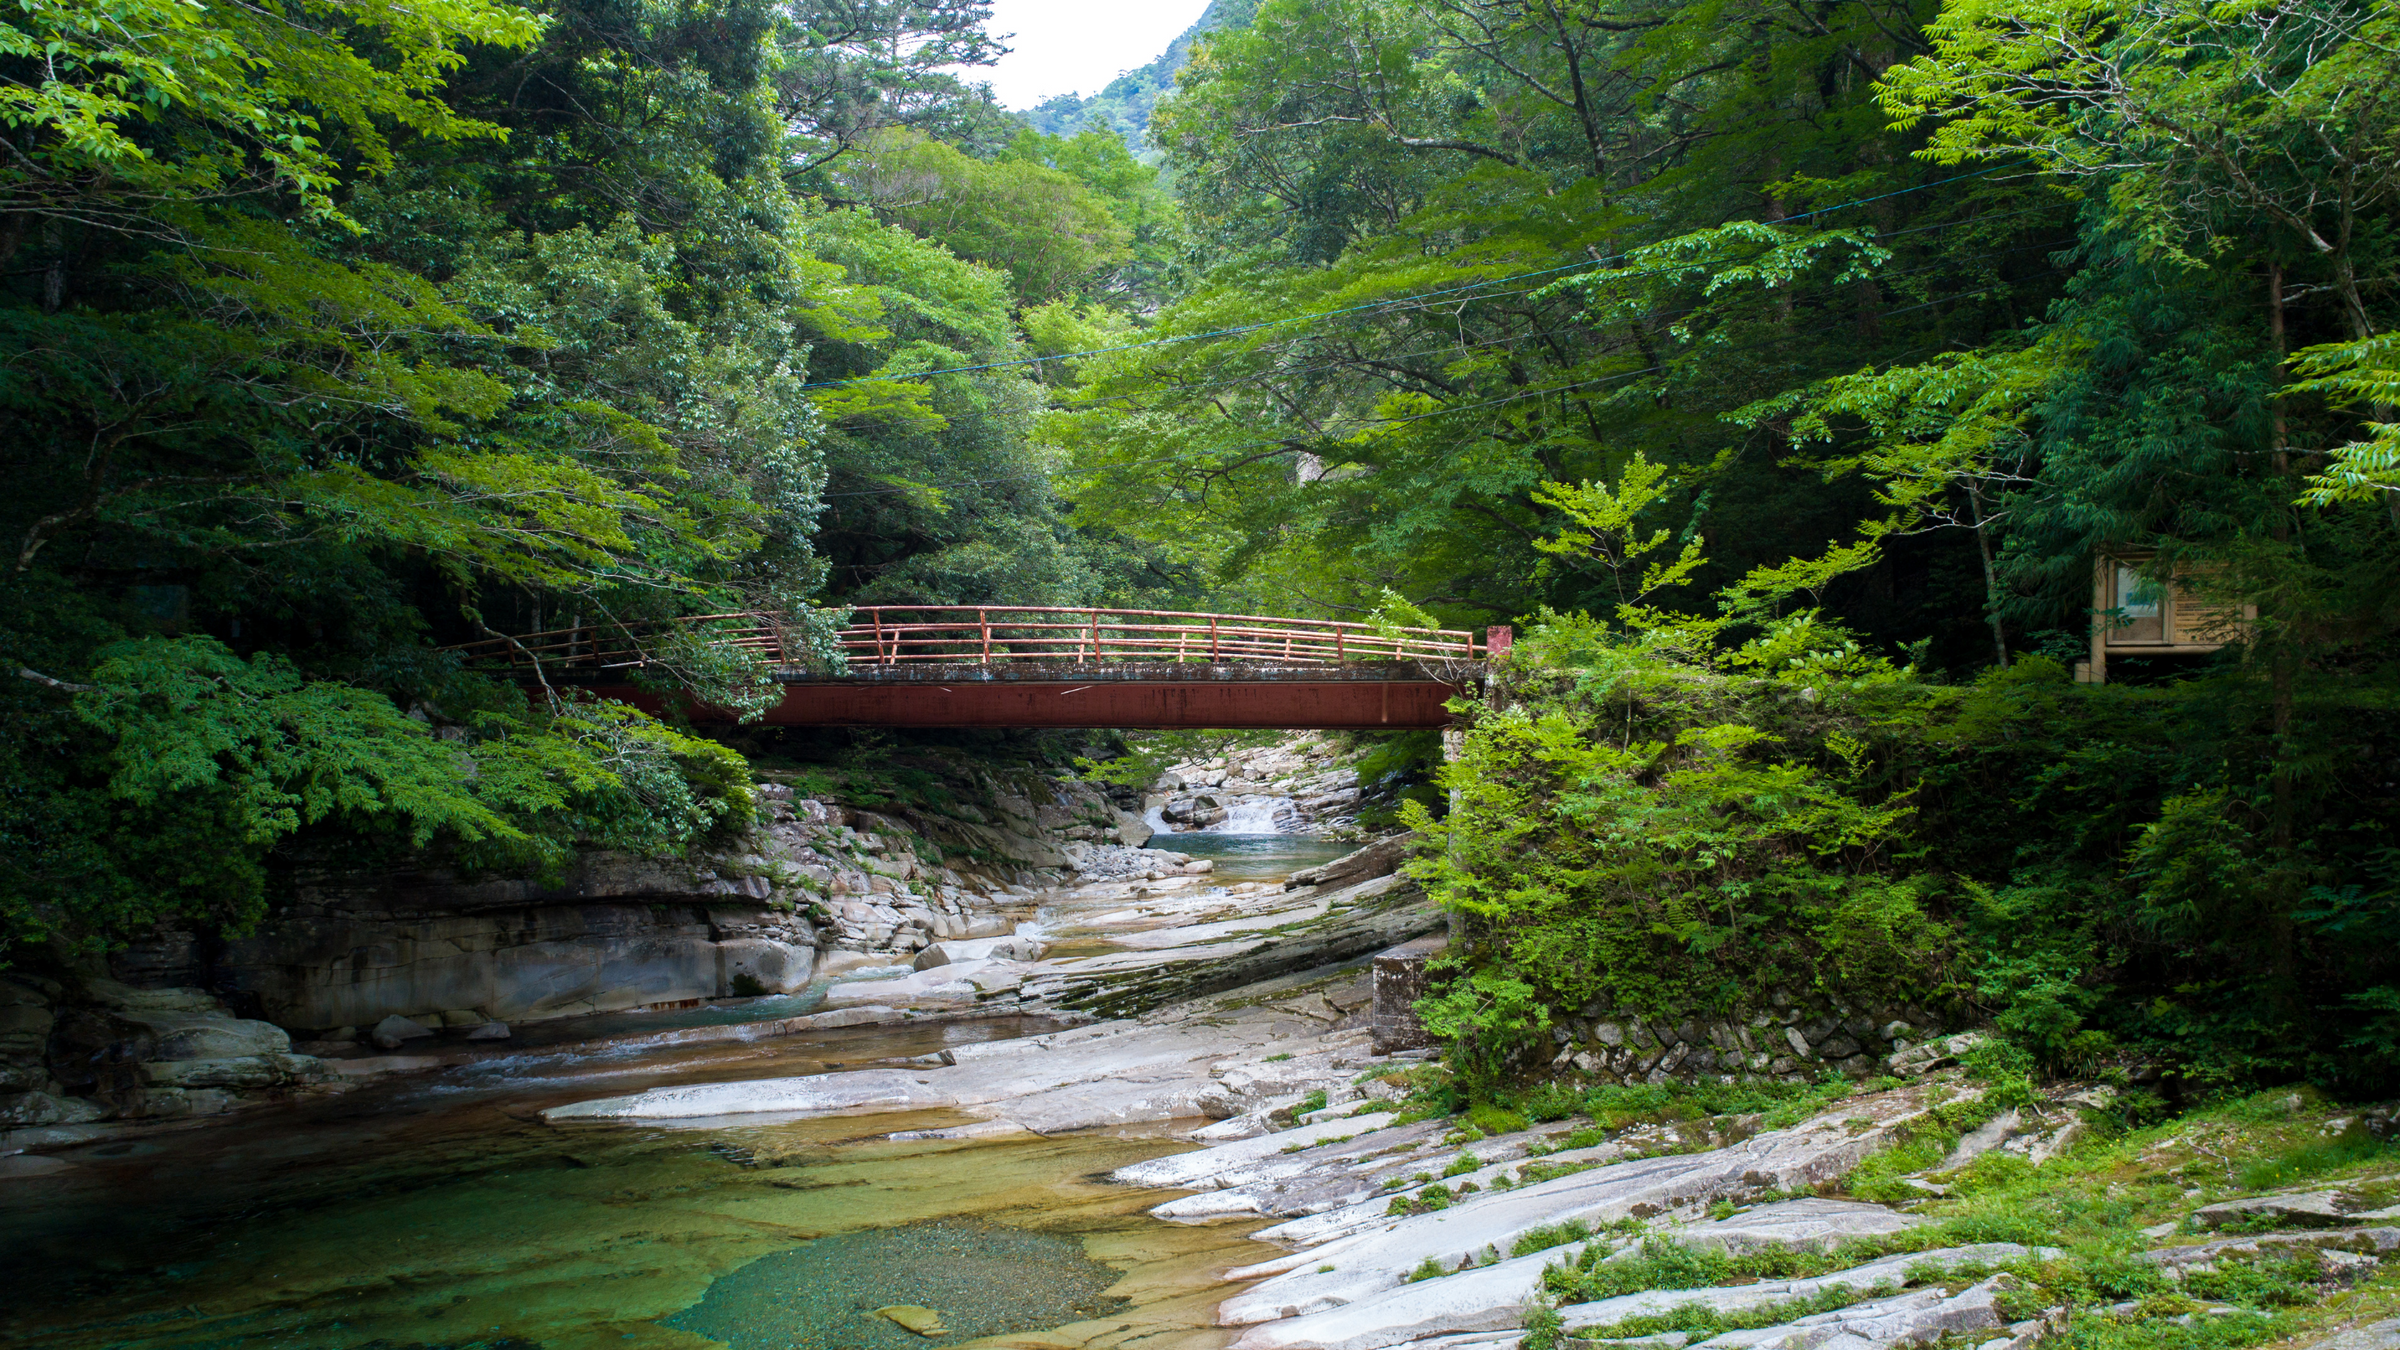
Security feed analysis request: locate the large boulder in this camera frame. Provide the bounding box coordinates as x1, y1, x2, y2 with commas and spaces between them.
146, 1017, 292, 1061
1285, 833, 1413, 892
1113, 807, 1153, 848
913, 936, 1045, 971
44, 999, 294, 1111
135, 1053, 328, 1090
371, 1014, 435, 1050
0, 1090, 107, 1127
717, 938, 816, 994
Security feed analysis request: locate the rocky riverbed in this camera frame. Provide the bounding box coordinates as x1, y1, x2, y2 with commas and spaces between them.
12, 734, 2400, 1350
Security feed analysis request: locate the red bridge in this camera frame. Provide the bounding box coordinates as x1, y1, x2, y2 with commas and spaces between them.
453, 607, 1507, 729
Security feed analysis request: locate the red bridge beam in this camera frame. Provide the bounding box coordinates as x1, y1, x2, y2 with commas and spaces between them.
580, 661, 1478, 729
753, 679, 1461, 729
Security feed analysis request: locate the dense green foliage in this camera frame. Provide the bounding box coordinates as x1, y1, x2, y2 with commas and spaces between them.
1011, 0, 2400, 1094
5, 0, 2396, 1108
1411, 610, 2400, 1094
0, 0, 1176, 952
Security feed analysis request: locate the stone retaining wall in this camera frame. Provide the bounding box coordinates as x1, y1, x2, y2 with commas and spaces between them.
1364, 947, 1957, 1083
1545, 997, 1955, 1083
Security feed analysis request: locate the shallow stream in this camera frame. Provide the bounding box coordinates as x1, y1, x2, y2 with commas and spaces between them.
0, 834, 1349, 1350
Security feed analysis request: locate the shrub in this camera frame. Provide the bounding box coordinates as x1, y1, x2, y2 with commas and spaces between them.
1469, 1101, 1532, 1135
1511, 1219, 1593, 1258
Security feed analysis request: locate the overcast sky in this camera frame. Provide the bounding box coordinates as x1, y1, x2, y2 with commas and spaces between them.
973, 0, 1215, 108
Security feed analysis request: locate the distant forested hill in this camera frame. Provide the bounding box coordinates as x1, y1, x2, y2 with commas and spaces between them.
1019, 0, 1256, 147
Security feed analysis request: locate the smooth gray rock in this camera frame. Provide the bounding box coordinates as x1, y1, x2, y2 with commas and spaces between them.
206, 853, 823, 1029
0, 1000, 55, 1061
1687, 1277, 2009, 1350
2142, 1228, 2400, 1269
1558, 1249, 2034, 1340
1227, 1242, 1562, 1350
1284, 835, 1413, 892
135, 1053, 327, 1090
2299, 1319, 2400, 1350
0, 1091, 106, 1127
717, 938, 816, 994
371, 1014, 435, 1050
2194, 1190, 2352, 1229
819, 958, 1030, 1010
546, 1068, 960, 1121
543, 992, 1385, 1133
1111, 1112, 1398, 1190
0, 1153, 79, 1179
147, 1016, 292, 1061
467, 1022, 512, 1040
78, 980, 223, 1014
1216, 1088, 1981, 1327
1889, 1033, 1982, 1076
914, 936, 1045, 970
1941, 1110, 2021, 1171
1233, 1248, 2026, 1350
1652, 1198, 1928, 1254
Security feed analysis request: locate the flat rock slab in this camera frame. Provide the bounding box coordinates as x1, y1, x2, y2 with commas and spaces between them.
1688, 1276, 2009, 1350
2303, 1319, 2400, 1350
1648, 1199, 1927, 1255
2191, 1182, 2400, 1229
1106, 897, 1340, 950
1191, 1124, 1596, 1240
2194, 1190, 2353, 1229
822, 960, 1030, 1010
1245, 1142, 1636, 1254
1559, 1248, 2036, 1339
2142, 1228, 2400, 1270
540, 976, 1395, 1133
1232, 1247, 2027, 1350
1114, 1113, 1400, 1190
544, 1068, 959, 1122
1214, 1086, 1970, 1327
1229, 1241, 1562, 1350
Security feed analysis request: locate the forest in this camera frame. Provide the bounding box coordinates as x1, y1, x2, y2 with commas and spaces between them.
3, 0, 2397, 1092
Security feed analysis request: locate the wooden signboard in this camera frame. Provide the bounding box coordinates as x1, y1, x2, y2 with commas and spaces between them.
2079, 553, 2253, 684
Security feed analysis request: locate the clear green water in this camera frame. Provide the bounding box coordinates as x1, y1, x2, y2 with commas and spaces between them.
0, 1018, 1271, 1350
1149, 833, 1351, 883
661, 1219, 1126, 1350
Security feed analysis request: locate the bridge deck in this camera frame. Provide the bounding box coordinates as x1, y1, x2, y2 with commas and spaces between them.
461, 608, 1504, 729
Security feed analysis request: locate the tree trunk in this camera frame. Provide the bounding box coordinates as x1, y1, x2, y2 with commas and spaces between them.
1966, 480, 2008, 668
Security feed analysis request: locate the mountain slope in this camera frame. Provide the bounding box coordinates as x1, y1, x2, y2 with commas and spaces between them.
1018, 0, 1256, 146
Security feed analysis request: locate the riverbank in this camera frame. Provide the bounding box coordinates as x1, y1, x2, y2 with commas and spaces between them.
0, 732, 1400, 1138
0, 816, 1436, 1349
9, 847, 2400, 1350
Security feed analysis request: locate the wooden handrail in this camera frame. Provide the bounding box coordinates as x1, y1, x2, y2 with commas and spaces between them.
444, 605, 1494, 671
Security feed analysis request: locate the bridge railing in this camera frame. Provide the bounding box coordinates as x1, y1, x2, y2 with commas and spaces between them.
447, 606, 1494, 671
843, 606, 1484, 665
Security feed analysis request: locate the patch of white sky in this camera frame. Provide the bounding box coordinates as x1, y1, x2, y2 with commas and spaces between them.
968, 0, 1214, 109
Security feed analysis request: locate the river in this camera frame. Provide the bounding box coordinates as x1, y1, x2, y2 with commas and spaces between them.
0, 833, 1341, 1350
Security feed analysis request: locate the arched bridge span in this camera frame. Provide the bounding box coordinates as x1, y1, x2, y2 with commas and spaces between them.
452, 607, 1508, 729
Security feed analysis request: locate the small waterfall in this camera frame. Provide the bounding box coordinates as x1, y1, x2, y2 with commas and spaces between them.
1207, 796, 1299, 833
1148, 789, 1303, 835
